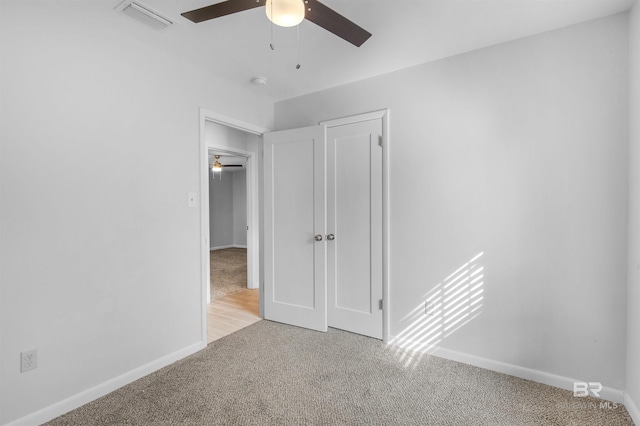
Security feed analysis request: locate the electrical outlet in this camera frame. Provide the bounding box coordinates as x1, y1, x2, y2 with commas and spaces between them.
425, 301, 435, 316
21, 349, 37, 373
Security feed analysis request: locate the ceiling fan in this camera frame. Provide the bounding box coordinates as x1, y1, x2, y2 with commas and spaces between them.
211, 155, 243, 171
181, 0, 372, 47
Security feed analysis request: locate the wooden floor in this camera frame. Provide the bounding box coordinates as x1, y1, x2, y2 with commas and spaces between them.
207, 288, 261, 343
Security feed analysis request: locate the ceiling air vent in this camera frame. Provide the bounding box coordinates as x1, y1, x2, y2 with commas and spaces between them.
116, 1, 173, 30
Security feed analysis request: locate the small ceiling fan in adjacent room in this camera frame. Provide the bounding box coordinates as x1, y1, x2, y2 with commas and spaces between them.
211, 155, 243, 179
181, 0, 372, 47
211, 155, 243, 170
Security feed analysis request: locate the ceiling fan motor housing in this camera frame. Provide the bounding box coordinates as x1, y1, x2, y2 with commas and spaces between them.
265, 0, 305, 27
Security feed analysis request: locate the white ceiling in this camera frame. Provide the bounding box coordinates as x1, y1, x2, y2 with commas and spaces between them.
124, 0, 633, 102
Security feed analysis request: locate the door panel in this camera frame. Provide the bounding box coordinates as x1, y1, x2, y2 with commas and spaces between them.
335, 135, 371, 313
264, 125, 327, 332
272, 140, 316, 307
327, 119, 383, 339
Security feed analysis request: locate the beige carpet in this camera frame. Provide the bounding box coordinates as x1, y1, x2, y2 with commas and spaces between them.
46, 321, 633, 425
210, 247, 247, 299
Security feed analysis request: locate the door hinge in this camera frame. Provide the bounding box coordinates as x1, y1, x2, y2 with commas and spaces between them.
379, 299, 383, 310
378, 135, 383, 147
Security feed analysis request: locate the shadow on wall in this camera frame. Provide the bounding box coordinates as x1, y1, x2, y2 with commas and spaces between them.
389, 252, 485, 367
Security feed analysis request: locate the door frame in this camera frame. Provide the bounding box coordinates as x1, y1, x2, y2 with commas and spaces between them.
199, 108, 268, 343
320, 109, 390, 342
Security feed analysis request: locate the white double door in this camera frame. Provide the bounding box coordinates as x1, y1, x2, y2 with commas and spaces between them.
264, 117, 383, 339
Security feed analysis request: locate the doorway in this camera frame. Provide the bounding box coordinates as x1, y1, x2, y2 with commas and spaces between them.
207, 151, 259, 342
208, 151, 248, 297
199, 109, 268, 344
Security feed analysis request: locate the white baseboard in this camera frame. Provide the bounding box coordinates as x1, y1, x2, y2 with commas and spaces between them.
7, 341, 206, 426
210, 245, 247, 251
388, 337, 625, 404
625, 392, 640, 425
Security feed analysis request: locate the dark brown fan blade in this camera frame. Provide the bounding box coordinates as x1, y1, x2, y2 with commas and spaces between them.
304, 0, 371, 47
182, 0, 265, 23
223, 164, 243, 167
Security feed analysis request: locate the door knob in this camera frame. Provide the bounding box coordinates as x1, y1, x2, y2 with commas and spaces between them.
326, 234, 335, 241
314, 234, 323, 242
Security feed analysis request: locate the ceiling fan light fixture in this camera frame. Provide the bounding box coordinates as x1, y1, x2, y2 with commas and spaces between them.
265, 0, 305, 27
212, 155, 223, 172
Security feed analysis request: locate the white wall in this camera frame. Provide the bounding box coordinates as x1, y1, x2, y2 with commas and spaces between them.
209, 173, 234, 248
208, 169, 247, 249
0, 1, 271, 424
233, 170, 248, 247
276, 14, 629, 395
626, 3, 640, 422
206, 121, 263, 155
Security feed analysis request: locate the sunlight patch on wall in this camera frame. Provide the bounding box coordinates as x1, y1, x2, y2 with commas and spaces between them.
389, 252, 484, 368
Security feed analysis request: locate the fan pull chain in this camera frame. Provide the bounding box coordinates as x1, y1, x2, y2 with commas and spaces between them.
296, 24, 301, 69
269, 0, 275, 50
